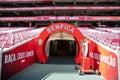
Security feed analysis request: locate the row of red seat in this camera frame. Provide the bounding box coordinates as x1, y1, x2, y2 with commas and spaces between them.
95, 27, 120, 33
0, 33, 10, 49
0, 27, 41, 48
79, 27, 120, 50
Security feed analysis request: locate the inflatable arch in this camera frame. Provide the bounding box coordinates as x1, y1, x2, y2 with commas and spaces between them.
36, 22, 84, 64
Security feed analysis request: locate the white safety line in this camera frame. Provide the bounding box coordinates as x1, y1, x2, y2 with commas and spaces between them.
41, 72, 53, 80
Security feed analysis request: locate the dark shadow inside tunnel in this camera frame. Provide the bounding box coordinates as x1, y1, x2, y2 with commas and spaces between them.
47, 40, 77, 65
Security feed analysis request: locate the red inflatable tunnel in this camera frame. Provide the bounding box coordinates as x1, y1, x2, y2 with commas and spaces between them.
36, 22, 84, 63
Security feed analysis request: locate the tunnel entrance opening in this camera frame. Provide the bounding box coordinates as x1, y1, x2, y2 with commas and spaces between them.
49, 40, 76, 56
49, 40, 77, 64
45, 32, 78, 64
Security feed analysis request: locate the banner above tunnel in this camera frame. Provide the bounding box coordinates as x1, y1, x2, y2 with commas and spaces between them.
0, 16, 120, 21
0, 6, 120, 11
36, 22, 84, 63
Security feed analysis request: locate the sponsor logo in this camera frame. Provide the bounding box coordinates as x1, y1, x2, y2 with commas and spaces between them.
4, 50, 34, 64
90, 52, 116, 67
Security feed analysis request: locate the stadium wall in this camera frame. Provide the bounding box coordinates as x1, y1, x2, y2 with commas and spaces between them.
84, 37, 119, 80
1, 37, 38, 80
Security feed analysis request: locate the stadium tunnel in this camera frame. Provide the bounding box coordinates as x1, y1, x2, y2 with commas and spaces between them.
36, 22, 84, 64
46, 32, 77, 64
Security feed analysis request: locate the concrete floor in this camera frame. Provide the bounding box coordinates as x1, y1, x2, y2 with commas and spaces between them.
9, 54, 105, 80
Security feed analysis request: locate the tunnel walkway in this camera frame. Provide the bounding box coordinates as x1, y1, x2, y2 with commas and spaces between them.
9, 54, 105, 80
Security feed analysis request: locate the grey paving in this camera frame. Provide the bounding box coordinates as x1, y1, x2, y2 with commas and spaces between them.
42, 72, 105, 80
9, 55, 105, 80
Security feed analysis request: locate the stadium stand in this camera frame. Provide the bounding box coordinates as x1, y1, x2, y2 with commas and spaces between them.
0, 0, 120, 80
79, 27, 120, 50
0, 27, 45, 50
